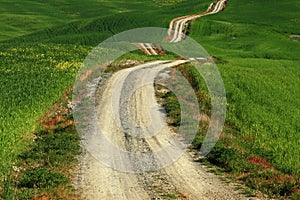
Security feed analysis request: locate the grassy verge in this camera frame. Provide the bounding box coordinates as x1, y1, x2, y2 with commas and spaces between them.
0, 43, 90, 191
155, 62, 300, 199
1, 88, 81, 199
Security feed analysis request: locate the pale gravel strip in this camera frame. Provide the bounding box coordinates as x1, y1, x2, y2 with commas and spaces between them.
75, 60, 261, 199
76, 61, 169, 200
126, 62, 257, 200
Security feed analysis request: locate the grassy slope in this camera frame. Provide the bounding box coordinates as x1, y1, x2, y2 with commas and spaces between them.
185, 1, 300, 197
0, 0, 160, 41
189, 0, 300, 176
0, 0, 299, 198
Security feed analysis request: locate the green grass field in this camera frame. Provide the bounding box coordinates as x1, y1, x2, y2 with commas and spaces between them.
189, 0, 300, 175
0, 0, 299, 198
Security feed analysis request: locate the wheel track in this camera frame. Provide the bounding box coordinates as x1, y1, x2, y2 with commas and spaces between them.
75, 0, 262, 199
76, 60, 258, 199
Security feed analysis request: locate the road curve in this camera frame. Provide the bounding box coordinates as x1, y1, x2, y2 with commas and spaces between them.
75, 60, 257, 200
134, 0, 228, 55
167, 0, 228, 43
74, 0, 261, 199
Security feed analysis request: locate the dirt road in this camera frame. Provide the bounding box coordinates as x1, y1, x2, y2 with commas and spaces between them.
134, 0, 228, 55
75, 60, 258, 200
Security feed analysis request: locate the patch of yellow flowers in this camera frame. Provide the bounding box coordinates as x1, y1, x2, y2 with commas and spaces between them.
55, 61, 82, 72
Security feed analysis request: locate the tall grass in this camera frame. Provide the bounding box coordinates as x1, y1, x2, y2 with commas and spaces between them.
0, 44, 90, 182
220, 58, 300, 175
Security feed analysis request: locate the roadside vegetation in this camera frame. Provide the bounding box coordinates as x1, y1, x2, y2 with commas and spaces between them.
158, 62, 300, 199
156, 0, 300, 198
2, 89, 81, 199
0, 43, 89, 186
0, 0, 299, 199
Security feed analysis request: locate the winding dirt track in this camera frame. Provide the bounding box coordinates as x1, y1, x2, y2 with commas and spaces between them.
135, 0, 228, 55
75, 61, 258, 199
74, 1, 263, 199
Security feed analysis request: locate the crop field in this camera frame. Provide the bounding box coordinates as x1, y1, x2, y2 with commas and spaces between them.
0, 0, 299, 198
188, 0, 300, 174
186, 1, 299, 197
0, 43, 89, 180
221, 58, 299, 169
